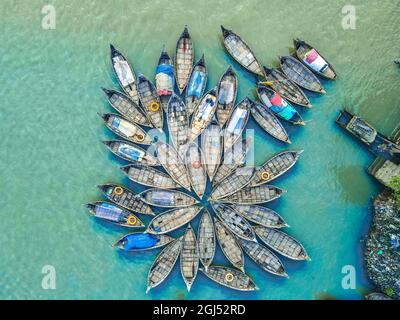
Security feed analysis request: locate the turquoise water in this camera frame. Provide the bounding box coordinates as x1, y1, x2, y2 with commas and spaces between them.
1, 0, 400, 300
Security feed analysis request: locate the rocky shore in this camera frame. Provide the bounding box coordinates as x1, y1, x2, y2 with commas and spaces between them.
365, 189, 400, 299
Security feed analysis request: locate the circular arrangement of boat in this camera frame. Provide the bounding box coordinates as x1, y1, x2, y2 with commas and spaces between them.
87, 25, 338, 293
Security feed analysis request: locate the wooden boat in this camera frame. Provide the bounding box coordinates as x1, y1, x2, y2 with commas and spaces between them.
99, 113, 152, 145
216, 66, 238, 128
212, 203, 257, 242
200, 266, 258, 291
294, 39, 337, 80
167, 93, 189, 155
102, 140, 158, 165
146, 237, 182, 293
250, 101, 291, 144
210, 167, 255, 201
214, 219, 244, 271
102, 88, 152, 127
280, 56, 325, 94
86, 201, 144, 228
175, 26, 194, 94
254, 226, 310, 261
201, 120, 223, 182
185, 142, 207, 199
220, 26, 264, 77
189, 88, 218, 141
197, 210, 215, 272
261, 67, 312, 108
113, 233, 174, 252
185, 54, 208, 115
257, 86, 305, 126
223, 98, 251, 151
180, 225, 199, 292
146, 205, 202, 234
221, 185, 286, 205
155, 46, 174, 111
97, 184, 154, 216
155, 141, 191, 191
232, 204, 287, 228
239, 238, 288, 277
121, 164, 179, 189
110, 44, 140, 105
212, 139, 249, 187
138, 189, 198, 208
249, 150, 303, 187
137, 74, 163, 129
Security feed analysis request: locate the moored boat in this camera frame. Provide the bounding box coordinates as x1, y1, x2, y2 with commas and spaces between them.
121, 164, 179, 189
254, 226, 310, 261
294, 39, 337, 80
216, 66, 238, 128
201, 120, 223, 182
137, 74, 164, 129
97, 184, 154, 216
257, 86, 305, 126
138, 189, 198, 208
200, 266, 258, 291
220, 26, 264, 77
167, 93, 189, 154
114, 233, 174, 252
175, 26, 194, 93
102, 140, 158, 165
155, 46, 174, 111
280, 56, 325, 94
185, 142, 207, 198
220, 185, 286, 205
180, 225, 199, 292
185, 54, 208, 115
197, 210, 216, 272
232, 204, 287, 228
99, 113, 152, 145
86, 201, 144, 228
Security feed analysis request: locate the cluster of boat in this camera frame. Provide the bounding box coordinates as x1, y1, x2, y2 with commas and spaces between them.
86, 25, 319, 293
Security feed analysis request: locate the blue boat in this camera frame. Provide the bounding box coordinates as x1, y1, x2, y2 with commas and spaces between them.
114, 233, 174, 251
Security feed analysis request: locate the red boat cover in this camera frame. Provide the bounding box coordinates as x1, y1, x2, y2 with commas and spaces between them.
270, 93, 283, 106
306, 49, 319, 64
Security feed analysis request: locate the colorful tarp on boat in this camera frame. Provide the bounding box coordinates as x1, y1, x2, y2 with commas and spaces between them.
187, 71, 206, 98
156, 64, 174, 96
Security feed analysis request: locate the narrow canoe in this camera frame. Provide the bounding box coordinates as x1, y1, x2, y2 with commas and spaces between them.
102, 88, 152, 127
232, 204, 287, 228
250, 101, 291, 144
99, 113, 152, 145
220, 185, 286, 205
155, 141, 191, 191
146, 205, 202, 234
138, 189, 198, 208
102, 140, 158, 165
210, 167, 255, 201
216, 66, 238, 128
254, 226, 310, 261
249, 150, 303, 187
212, 203, 257, 242
86, 201, 144, 228
223, 97, 251, 151
114, 233, 174, 252
197, 210, 216, 272
200, 266, 258, 291
257, 86, 305, 126
214, 218, 245, 271
239, 238, 288, 277
167, 93, 189, 155
185, 54, 208, 116
110, 44, 140, 105
201, 120, 223, 182
280, 56, 325, 94
175, 26, 194, 94
262, 67, 312, 108
121, 164, 179, 189
294, 39, 337, 80
180, 225, 199, 292
189, 88, 218, 141
146, 237, 182, 293
185, 142, 207, 199
97, 184, 154, 216
220, 26, 264, 77
137, 74, 164, 129
155, 46, 174, 111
